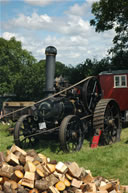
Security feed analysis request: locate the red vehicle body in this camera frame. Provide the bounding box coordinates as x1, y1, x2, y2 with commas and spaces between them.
99, 70, 128, 121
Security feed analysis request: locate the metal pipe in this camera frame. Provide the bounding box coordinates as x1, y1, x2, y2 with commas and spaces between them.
45, 46, 57, 96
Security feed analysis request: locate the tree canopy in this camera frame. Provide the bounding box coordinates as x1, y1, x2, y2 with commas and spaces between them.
0, 38, 69, 100
0, 37, 44, 100
90, 0, 128, 54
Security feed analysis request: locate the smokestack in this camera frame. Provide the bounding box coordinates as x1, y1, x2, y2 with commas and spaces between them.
45, 46, 57, 96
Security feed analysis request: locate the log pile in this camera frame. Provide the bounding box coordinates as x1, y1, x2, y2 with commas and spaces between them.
0, 144, 127, 193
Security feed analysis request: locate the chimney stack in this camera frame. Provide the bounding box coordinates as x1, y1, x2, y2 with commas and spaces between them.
45, 46, 57, 96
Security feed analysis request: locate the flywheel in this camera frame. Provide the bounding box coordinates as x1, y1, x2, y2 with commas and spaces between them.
93, 99, 122, 145
82, 76, 102, 113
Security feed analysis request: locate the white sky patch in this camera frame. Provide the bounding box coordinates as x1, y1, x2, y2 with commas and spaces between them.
1, 0, 115, 66
4, 13, 52, 30
2, 32, 25, 43
24, 0, 61, 6
66, 0, 99, 17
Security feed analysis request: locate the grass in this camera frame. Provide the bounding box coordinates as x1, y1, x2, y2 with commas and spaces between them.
0, 122, 128, 185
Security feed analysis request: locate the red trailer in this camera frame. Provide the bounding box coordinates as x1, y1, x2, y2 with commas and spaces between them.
99, 70, 128, 122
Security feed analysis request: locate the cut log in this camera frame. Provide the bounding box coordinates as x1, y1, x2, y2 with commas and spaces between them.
65, 173, 73, 181
3, 181, 12, 193
121, 185, 128, 193
13, 165, 24, 173
67, 162, 82, 178
24, 161, 36, 173
49, 160, 57, 165
29, 188, 39, 193
11, 170, 24, 182
100, 181, 107, 187
87, 183, 97, 192
45, 174, 59, 186
26, 156, 34, 163
35, 179, 49, 191
99, 183, 113, 191
21, 171, 35, 189
38, 154, 47, 164
36, 164, 49, 176
13, 151, 21, 158
0, 184, 2, 191
55, 162, 68, 174
0, 177, 4, 184
17, 184, 28, 193
18, 179, 22, 185
33, 160, 40, 166
55, 181, 66, 191
53, 171, 63, 179
42, 165, 51, 176
27, 149, 37, 157
79, 167, 88, 180
19, 154, 26, 165
0, 152, 5, 163
74, 189, 82, 193
49, 186, 60, 193
10, 144, 27, 156
0, 169, 12, 179
8, 180, 18, 190
41, 191, 48, 193
36, 168, 45, 178
97, 191, 108, 193
1, 162, 14, 173
6, 152, 19, 166
71, 178, 83, 188
64, 178, 71, 187
3, 177, 9, 182
109, 190, 117, 193
82, 173, 94, 183
46, 164, 56, 173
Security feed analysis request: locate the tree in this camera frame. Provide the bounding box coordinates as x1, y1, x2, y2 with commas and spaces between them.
90, 0, 128, 54
14, 61, 45, 101
0, 37, 37, 98
0, 37, 71, 100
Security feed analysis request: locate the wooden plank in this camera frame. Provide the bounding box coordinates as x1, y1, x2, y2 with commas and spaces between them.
3, 102, 35, 107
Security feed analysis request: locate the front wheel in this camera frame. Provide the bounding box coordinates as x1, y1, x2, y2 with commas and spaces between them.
14, 114, 39, 148
59, 115, 84, 152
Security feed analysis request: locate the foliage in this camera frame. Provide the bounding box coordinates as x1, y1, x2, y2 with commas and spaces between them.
65, 58, 111, 84
0, 122, 128, 184
90, 0, 128, 54
14, 60, 46, 101
0, 37, 37, 98
0, 37, 72, 100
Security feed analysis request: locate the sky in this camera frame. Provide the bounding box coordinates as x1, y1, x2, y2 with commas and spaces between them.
0, 0, 115, 66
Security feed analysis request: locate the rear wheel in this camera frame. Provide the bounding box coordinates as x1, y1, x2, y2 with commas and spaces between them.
93, 99, 121, 145
59, 115, 84, 152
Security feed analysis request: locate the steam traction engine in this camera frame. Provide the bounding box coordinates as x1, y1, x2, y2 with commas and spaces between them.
14, 46, 122, 152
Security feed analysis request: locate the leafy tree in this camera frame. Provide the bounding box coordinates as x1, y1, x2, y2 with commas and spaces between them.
14, 61, 45, 101
90, 0, 128, 54
0, 37, 37, 98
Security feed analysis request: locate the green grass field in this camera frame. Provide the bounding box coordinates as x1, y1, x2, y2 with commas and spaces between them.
0, 122, 128, 185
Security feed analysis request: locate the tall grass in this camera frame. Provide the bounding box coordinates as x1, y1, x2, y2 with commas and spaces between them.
0, 122, 128, 184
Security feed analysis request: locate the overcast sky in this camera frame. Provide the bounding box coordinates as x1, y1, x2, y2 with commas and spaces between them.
0, 0, 115, 66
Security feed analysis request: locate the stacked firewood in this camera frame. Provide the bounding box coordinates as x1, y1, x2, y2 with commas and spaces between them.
0, 145, 127, 193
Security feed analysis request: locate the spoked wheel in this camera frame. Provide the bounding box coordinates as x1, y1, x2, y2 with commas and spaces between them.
14, 114, 39, 148
82, 76, 102, 113
59, 115, 84, 152
93, 99, 121, 145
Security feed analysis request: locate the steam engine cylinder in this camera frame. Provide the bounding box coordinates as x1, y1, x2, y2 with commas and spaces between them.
38, 98, 75, 122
